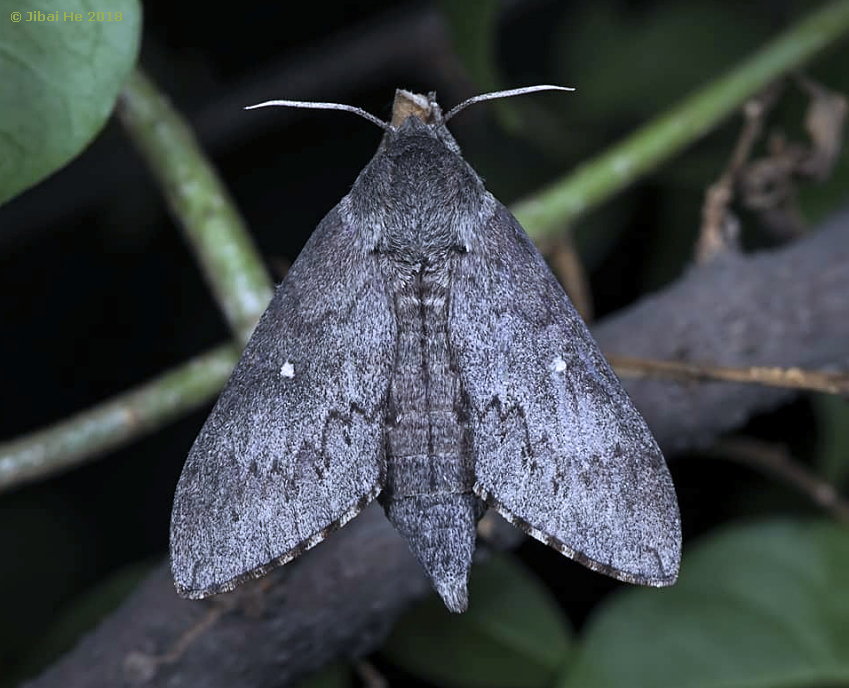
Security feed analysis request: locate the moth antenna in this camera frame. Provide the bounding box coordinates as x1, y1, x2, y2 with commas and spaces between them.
245, 99, 391, 132
444, 85, 575, 122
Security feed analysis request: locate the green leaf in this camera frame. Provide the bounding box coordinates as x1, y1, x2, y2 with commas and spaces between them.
561, 520, 849, 688
382, 552, 572, 688
0, 0, 141, 205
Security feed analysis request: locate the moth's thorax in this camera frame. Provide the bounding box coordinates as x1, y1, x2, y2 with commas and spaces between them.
342, 117, 491, 257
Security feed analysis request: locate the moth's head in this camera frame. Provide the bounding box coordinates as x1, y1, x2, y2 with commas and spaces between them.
381, 89, 461, 155
389, 89, 442, 128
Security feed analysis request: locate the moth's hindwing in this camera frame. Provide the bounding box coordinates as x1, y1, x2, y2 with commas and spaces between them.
170, 207, 394, 598
452, 201, 681, 585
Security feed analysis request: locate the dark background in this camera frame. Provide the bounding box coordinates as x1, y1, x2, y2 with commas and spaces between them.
2, 0, 848, 684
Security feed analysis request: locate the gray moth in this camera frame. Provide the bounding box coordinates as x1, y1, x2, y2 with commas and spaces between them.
170, 87, 681, 613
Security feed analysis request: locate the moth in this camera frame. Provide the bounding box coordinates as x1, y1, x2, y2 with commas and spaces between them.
170, 87, 681, 613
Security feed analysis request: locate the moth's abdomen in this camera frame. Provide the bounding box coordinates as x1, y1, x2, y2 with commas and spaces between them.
381, 254, 479, 612
383, 255, 473, 496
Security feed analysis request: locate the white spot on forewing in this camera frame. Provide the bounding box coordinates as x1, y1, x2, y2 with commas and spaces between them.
280, 361, 295, 378
553, 356, 567, 373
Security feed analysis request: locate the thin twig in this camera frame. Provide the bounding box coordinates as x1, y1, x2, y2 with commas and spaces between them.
695, 84, 782, 262
548, 234, 594, 322
711, 436, 849, 523
354, 660, 389, 688
609, 355, 849, 395
513, 0, 849, 243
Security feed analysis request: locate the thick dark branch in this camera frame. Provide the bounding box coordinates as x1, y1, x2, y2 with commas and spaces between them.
24, 211, 849, 688
596, 210, 849, 452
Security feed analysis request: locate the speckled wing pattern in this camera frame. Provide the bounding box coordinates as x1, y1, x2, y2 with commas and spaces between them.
170, 206, 394, 598
452, 201, 681, 585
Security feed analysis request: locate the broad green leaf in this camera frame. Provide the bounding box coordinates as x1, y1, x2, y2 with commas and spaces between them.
562, 520, 849, 688
383, 552, 572, 688
0, 0, 141, 205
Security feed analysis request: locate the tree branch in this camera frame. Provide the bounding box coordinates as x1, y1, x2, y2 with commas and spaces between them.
23, 208, 849, 688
